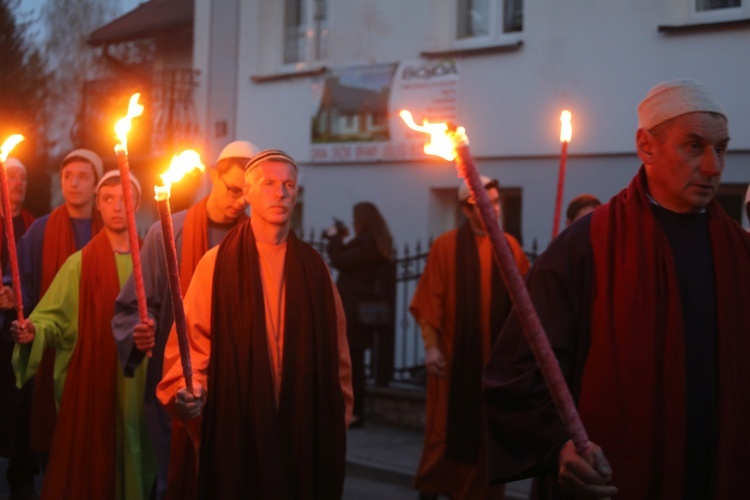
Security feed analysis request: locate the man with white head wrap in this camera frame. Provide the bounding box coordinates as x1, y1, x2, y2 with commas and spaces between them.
484, 79, 750, 499
112, 140, 259, 499
12, 170, 156, 499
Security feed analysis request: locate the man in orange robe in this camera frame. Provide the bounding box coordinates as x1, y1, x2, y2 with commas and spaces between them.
112, 140, 258, 499
157, 150, 353, 499
411, 176, 529, 499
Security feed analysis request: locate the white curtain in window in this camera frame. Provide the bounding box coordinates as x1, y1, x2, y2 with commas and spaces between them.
457, 0, 489, 38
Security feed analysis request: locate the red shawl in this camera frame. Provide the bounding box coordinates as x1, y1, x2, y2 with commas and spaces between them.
179, 197, 210, 292
31, 205, 102, 452
41, 230, 121, 498
584, 168, 750, 498
179, 196, 249, 291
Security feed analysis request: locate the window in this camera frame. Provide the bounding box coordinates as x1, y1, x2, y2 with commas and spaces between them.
284, 0, 328, 65
696, 0, 741, 11
690, 0, 748, 21
456, 0, 522, 41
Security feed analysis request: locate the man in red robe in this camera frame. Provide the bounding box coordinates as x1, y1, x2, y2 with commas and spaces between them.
411, 176, 529, 499
157, 150, 353, 499
484, 79, 750, 499
0, 157, 35, 499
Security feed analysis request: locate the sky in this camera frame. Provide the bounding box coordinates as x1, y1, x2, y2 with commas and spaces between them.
16, 0, 142, 43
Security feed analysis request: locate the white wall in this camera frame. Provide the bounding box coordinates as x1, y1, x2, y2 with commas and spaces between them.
192, 0, 750, 250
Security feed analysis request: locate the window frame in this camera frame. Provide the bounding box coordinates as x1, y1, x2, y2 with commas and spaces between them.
452, 0, 523, 50
282, 0, 328, 69
689, 0, 749, 23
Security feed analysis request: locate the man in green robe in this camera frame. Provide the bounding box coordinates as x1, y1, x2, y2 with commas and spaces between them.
12, 170, 156, 499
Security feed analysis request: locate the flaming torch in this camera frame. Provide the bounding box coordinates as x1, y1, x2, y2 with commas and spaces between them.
0, 134, 26, 322
114, 93, 148, 326
399, 110, 591, 454
552, 110, 572, 239
155, 150, 205, 393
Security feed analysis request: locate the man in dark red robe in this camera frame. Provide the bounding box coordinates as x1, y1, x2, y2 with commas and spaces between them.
483, 79, 750, 499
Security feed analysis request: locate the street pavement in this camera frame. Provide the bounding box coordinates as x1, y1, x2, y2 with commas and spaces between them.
345, 420, 532, 499
1, 420, 532, 499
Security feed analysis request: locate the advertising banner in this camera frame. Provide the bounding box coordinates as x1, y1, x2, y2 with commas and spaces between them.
310, 59, 460, 163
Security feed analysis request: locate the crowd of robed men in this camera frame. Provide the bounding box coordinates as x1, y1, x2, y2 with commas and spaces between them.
1, 77, 749, 500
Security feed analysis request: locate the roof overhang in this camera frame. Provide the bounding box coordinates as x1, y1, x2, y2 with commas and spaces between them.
87, 0, 194, 47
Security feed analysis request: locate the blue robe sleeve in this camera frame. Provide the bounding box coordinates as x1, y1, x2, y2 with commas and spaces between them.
112, 220, 170, 377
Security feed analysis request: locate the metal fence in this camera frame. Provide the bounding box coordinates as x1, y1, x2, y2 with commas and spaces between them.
304, 230, 538, 388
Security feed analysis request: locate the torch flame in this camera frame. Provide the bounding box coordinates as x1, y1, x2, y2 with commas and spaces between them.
115, 93, 144, 150
160, 150, 205, 190
560, 110, 572, 143
0, 135, 25, 163
399, 110, 467, 161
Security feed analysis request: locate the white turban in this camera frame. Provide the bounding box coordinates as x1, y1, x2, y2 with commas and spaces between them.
4, 157, 26, 174
96, 169, 142, 202
63, 149, 104, 181
638, 78, 726, 130
217, 141, 260, 162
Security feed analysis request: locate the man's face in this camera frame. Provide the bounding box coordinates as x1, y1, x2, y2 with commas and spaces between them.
243, 161, 298, 227
7, 168, 27, 208
462, 186, 502, 233
639, 112, 729, 214
61, 161, 97, 209
96, 183, 135, 233
209, 165, 248, 223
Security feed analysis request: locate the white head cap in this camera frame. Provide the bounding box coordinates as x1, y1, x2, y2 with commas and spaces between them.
458, 175, 499, 203
244, 149, 298, 173
96, 169, 142, 202
638, 78, 726, 130
217, 141, 260, 162
4, 157, 26, 174
63, 149, 104, 181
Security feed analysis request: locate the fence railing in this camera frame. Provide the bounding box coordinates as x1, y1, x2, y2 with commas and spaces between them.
303, 229, 538, 388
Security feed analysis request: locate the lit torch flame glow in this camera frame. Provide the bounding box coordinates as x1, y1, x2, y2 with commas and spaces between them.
399, 110, 467, 161
114, 93, 144, 151
560, 110, 572, 143
0, 135, 25, 162
154, 150, 205, 201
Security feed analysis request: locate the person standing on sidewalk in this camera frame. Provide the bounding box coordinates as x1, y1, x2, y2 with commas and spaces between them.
326, 201, 394, 428
410, 176, 529, 499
